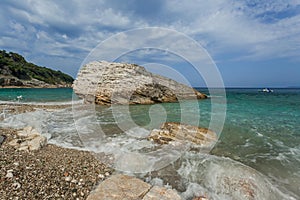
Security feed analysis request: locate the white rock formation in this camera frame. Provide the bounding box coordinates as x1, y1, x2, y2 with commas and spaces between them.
8, 126, 47, 151
73, 61, 207, 105
148, 122, 217, 148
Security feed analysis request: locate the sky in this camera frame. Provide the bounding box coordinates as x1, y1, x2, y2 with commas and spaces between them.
0, 0, 300, 87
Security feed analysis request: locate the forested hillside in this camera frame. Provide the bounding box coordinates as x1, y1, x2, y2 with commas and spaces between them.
0, 50, 74, 87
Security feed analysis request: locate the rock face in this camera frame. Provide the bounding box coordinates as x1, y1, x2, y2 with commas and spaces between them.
87, 174, 151, 200
8, 126, 47, 151
73, 61, 207, 105
143, 186, 182, 200
148, 122, 217, 147
87, 174, 181, 200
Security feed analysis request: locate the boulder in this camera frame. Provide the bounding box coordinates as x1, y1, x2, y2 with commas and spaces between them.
27, 136, 47, 151
8, 126, 47, 151
86, 174, 151, 200
148, 122, 217, 147
142, 186, 182, 200
87, 174, 183, 200
73, 61, 207, 105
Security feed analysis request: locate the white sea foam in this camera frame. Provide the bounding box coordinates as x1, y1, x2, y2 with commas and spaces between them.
0, 106, 184, 173
1, 105, 299, 199
177, 153, 297, 200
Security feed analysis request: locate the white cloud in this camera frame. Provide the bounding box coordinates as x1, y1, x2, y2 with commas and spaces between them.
162, 0, 300, 61
0, 0, 299, 78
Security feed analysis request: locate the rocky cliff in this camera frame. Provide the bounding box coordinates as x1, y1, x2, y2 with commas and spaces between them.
73, 61, 207, 105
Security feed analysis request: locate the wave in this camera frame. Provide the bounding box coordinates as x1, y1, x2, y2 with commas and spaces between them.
1, 103, 299, 199
177, 153, 297, 200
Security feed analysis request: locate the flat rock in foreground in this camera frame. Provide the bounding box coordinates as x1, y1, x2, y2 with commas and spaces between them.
143, 186, 182, 200
87, 174, 181, 200
87, 174, 150, 200
148, 122, 217, 147
73, 61, 207, 105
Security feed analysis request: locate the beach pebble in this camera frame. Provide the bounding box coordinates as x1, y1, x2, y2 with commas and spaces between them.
13, 162, 19, 166
6, 170, 14, 178
65, 176, 72, 182
71, 179, 78, 184
98, 174, 105, 179
105, 172, 110, 177
6, 172, 14, 178
12, 182, 21, 190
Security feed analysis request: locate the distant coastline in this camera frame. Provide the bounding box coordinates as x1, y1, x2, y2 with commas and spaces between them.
0, 85, 72, 89
0, 50, 74, 88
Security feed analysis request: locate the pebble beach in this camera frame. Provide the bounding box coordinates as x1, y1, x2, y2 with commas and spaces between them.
0, 104, 112, 200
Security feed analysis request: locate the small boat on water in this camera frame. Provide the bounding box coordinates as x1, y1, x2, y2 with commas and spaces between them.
260, 88, 273, 93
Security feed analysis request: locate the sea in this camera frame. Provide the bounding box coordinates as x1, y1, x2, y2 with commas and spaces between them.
0, 87, 299, 200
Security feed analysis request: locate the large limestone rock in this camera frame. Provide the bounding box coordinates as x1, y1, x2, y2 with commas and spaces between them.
86, 174, 151, 200
8, 126, 47, 151
148, 122, 217, 147
73, 61, 207, 105
87, 174, 182, 200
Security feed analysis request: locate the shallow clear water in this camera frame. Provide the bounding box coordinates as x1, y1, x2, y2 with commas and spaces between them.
0, 88, 78, 102
0, 88, 299, 199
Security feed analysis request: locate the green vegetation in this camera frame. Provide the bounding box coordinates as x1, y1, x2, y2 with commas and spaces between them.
0, 50, 74, 85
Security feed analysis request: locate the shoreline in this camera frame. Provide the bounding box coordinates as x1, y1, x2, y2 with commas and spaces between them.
0, 104, 112, 199
0, 127, 112, 200
0, 104, 73, 119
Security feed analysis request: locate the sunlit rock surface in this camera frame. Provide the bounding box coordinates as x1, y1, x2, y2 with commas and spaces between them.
86, 174, 182, 200
148, 122, 217, 147
8, 126, 47, 151
73, 61, 207, 105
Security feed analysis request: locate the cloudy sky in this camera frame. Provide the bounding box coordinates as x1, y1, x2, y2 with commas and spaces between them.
1, 0, 300, 87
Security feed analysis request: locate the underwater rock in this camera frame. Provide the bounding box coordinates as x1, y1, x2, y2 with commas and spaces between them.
178, 154, 292, 200
143, 186, 182, 200
73, 61, 207, 105
148, 122, 217, 147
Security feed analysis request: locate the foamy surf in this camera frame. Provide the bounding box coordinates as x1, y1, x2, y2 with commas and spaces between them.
0, 98, 299, 199
177, 153, 297, 200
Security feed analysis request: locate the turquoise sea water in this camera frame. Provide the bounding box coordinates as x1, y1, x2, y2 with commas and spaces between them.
0, 88, 299, 199
0, 88, 77, 102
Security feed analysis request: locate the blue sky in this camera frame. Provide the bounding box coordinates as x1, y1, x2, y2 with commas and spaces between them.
0, 0, 299, 87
